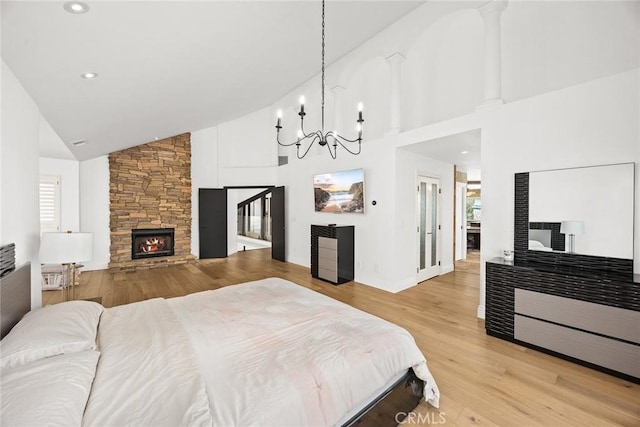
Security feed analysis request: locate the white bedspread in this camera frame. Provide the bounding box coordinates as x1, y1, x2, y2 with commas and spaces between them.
168, 278, 439, 427
82, 298, 212, 427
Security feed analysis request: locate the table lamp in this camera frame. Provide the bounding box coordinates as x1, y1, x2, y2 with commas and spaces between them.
560, 221, 584, 254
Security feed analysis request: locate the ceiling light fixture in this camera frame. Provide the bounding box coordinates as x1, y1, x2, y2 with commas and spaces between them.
72, 140, 87, 147
461, 150, 469, 154
63, 1, 89, 14
80, 72, 98, 79
276, 0, 363, 159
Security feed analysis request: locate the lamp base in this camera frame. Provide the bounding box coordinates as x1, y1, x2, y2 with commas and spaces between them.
567, 234, 576, 253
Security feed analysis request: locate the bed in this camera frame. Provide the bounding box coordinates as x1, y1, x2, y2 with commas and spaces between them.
1, 264, 440, 426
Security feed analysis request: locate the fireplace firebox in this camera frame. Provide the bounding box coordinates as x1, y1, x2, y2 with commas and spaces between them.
131, 228, 175, 260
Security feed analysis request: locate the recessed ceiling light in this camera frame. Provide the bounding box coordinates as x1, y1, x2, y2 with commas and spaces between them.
80, 72, 98, 79
461, 150, 469, 154
72, 139, 87, 147
63, 1, 89, 14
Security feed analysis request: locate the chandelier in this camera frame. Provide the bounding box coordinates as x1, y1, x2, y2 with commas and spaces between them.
276, 0, 364, 159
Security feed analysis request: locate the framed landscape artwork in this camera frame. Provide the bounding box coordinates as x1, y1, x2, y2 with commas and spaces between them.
313, 169, 365, 213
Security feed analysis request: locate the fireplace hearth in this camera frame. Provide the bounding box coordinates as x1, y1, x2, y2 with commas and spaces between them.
131, 228, 175, 260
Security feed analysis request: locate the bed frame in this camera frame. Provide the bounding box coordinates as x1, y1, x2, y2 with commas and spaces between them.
0, 265, 425, 424
0, 262, 31, 339
342, 369, 425, 426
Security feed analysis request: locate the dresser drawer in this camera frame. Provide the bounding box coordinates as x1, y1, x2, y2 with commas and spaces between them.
318, 267, 338, 283
318, 236, 337, 250
318, 247, 337, 262
515, 315, 640, 378
318, 255, 337, 272
515, 289, 640, 344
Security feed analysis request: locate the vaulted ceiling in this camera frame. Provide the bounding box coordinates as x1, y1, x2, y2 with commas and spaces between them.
2, 1, 424, 160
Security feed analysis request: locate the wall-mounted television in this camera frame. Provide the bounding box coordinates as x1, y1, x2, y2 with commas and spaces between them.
313, 168, 365, 213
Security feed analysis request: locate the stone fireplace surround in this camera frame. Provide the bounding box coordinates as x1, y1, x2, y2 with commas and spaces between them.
109, 133, 196, 271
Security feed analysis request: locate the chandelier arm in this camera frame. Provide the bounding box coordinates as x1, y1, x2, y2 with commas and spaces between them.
277, 127, 318, 147
296, 135, 320, 159
277, 131, 302, 147
325, 140, 337, 159
331, 133, 361, 144
300, 118, 312, 138
332, 135, 362, 156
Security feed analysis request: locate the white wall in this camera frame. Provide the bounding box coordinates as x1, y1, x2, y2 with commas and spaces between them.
39, 117, 75, 160
277, 135, 399, 291
502, 1, 639, 103
1, 60, 42, 308
79, 156, 110, 271
39, 157, 80, 233
218, 108, 277, 168
403, 9, 483, 129
191, 126, 219, 257
394, 148, 455, 290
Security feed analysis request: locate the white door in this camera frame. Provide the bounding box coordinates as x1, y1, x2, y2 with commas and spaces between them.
455, 182, 467, 261
417, 176, 441, 282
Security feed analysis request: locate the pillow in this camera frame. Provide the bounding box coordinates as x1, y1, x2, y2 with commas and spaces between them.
1, 350, 100, 426
0, 300, 103, 369
528, 239, 545, 249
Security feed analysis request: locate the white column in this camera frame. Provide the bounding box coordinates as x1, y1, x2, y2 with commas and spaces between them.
386, 52, 405, 133
330, 85, 345, 134
479, 0, 507, 105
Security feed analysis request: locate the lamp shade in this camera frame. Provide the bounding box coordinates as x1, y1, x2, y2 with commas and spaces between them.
40, 232, 93, 264
560, 221, 585, 236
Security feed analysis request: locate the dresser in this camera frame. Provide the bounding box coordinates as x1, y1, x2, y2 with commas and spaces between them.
311, 225, 354, 284
486, 258, 640, 381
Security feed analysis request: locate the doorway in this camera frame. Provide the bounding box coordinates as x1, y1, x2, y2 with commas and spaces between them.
417, 175, 441, 282
455, 182, 467, 261
199, 186, 285, 261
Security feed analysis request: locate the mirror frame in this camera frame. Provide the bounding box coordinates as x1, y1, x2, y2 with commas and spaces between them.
514, 171, 634, 277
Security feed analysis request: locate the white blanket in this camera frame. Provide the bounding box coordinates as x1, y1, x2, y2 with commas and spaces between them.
168, 278, 440, 427
82, 298, 212, 427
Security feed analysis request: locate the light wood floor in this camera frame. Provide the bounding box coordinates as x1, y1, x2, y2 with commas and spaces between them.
43, 250, 639, 426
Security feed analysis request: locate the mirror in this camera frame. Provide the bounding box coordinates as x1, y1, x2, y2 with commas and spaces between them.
528, 163, 634, 259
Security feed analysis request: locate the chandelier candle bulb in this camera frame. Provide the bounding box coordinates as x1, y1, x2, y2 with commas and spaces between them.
276, 110, 282, 128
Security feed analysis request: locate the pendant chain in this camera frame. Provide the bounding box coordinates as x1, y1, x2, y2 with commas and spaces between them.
321, 0, 325, 133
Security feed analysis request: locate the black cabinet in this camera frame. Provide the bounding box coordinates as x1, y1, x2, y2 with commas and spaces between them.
486, 258, 640, 382
311, 225, 354, 284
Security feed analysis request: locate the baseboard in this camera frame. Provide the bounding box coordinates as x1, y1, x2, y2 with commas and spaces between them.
441, 264, 454, 274
81, 262, 108, 272
477, 304, 486, 319
385, 276, 418, 293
